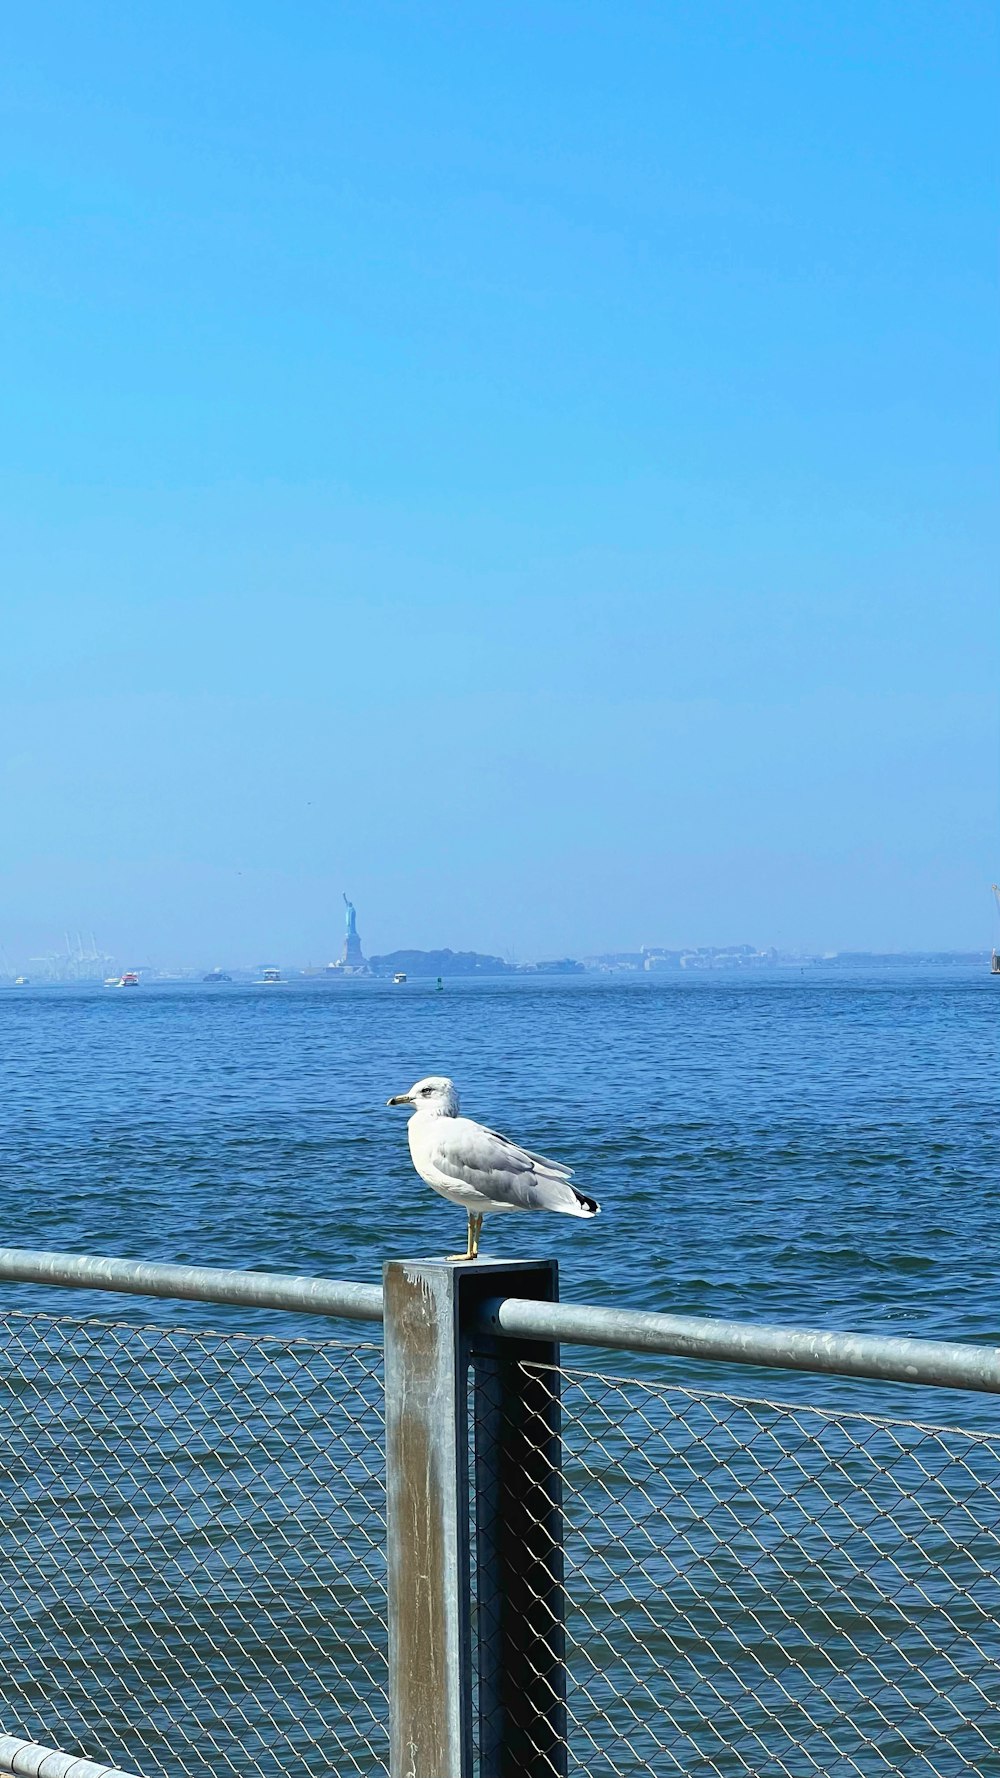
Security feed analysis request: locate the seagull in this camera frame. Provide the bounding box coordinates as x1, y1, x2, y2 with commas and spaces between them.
386, 1075, 600, 1260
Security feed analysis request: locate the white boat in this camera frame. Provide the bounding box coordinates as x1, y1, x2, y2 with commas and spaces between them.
259, 967, 282, 984
393, 972, 407, 984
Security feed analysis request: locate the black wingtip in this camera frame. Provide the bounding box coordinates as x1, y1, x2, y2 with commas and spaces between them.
576, 1191, 600, 1216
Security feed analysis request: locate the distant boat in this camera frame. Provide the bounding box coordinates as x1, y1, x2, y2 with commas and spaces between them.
259, 967, 282, 984
203, 970, 233, 983
993, 886, 1000, 975
393, 972, 407, 984
117, 972, 140, 988
14, 976, 28, 986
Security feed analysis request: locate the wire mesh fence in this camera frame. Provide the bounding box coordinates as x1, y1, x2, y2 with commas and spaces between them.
476, 1359, 1000, 1778
1, 1289, 998, 1778
0, 1312, 388, 1778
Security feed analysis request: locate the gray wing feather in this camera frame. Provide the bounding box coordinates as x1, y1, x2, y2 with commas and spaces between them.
430, 1120, 580, 1211
482, 1127, 574, 1179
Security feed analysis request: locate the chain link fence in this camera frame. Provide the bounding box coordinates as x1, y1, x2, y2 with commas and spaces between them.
479, 1359, 1000, 1778
0, 1311, 388, 1778
1, 1280, 998, 1778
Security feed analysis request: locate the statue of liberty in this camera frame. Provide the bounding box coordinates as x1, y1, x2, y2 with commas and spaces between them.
342, 894, 364, 968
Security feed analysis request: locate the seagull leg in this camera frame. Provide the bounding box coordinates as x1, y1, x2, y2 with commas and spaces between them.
447, 1211, 483, 1261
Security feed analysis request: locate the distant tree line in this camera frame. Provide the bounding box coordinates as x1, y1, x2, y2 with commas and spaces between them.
368, 948, 514, 977
369, 949, 589, 977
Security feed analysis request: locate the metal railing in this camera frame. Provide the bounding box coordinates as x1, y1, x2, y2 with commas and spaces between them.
0, 1734, 144, 1778
0, 1245, 997, 1778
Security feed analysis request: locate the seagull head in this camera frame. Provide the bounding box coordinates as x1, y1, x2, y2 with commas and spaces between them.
386, 1076, 459, 1117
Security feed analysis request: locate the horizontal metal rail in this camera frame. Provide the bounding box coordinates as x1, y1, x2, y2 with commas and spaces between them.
0, 1246, 383, 1324
475, 1296, 1000, 1394
0, 1245, 998, 1391
0, 1731, 145, 1778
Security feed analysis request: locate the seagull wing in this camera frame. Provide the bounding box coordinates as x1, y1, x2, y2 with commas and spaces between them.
482, 1128, 575, 1179
427, 1117, 594, 1216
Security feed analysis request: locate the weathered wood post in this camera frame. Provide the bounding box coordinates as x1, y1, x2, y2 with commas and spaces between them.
383, 1256, 564, 1778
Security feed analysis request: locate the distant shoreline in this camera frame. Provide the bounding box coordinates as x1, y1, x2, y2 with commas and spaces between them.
1, 952, 991, 990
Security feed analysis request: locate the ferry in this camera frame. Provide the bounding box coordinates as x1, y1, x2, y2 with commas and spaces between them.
259, 967, 282, 984
203, 970, 233, 983
117, 972, 140, 988
393, 972, 407, 984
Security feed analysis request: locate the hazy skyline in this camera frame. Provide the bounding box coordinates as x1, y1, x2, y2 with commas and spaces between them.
2, 4, 996, 964
3, 927, 992, 979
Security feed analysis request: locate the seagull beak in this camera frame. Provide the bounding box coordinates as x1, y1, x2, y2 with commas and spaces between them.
386, 1093, 411, 1106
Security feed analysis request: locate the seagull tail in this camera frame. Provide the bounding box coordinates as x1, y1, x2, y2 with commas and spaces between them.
533, 1177, 601, 1217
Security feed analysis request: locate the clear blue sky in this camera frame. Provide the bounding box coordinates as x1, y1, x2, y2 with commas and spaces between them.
1, 2, 996, 965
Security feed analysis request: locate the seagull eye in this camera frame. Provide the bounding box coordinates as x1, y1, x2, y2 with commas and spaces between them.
422, 1087, 433, 1096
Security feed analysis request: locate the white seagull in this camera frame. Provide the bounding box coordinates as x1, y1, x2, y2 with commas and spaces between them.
386, 1075, 600, 1260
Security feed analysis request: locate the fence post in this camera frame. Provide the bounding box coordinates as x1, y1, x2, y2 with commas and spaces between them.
383, 1256, 563, 1778
468, 1263, 566, 1778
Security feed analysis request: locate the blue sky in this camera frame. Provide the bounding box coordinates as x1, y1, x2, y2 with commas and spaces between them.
1, 2, 996, 964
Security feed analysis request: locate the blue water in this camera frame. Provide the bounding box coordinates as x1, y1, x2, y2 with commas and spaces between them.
0, 970, 996, 1414
0, 970, 997, 1777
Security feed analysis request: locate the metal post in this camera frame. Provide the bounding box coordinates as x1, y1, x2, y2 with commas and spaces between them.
383, 1256, 564, 1778
467, 1261, 566, 1778
384, 1258, 471, 1778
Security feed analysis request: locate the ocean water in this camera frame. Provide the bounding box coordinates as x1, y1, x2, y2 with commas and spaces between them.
0, 969, 997, 1776
0, 967, 996, 1417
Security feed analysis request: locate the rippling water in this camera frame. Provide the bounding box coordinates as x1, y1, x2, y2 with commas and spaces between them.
0, 969, 996, 1415
0, 970, 997, 1775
